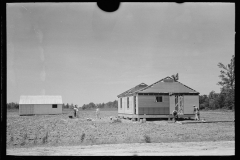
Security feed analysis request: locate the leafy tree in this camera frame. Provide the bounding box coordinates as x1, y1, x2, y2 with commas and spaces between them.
82, 104, 86, 110
217, 55, 235, 90
199, 95, 209, 110
66, 103, 69, 109
88, 102, 96, 109
208, 91, 220, 109
70, 103, 74, 109
217, 55, 235, 110
7, 102, 19, 109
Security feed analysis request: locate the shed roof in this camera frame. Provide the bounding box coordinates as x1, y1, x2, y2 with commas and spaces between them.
19, 95, 63, 104
137, 77, 199, 94
117, 83, 148, 98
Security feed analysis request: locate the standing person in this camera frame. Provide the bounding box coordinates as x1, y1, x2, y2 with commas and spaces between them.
197, 107, 200, 121
74, 106, 78, 118
96, 107, 100, 119
193, 105, 199, 121
172, 109, 178, 123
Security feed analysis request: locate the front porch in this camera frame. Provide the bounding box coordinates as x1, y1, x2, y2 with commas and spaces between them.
118, 113, 195, 121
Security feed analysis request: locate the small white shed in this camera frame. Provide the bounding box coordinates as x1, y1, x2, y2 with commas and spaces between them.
19, 95, 63, 115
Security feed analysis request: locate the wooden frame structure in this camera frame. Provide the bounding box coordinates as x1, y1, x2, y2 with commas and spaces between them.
117, 77, 199, 120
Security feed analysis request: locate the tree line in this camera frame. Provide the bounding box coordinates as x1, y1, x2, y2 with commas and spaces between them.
81, 100, 118, 110
62, 101, 117, 110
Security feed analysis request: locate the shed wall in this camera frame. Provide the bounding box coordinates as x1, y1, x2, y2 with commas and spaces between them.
33, 104, 62, 114
19, 104, 34, 115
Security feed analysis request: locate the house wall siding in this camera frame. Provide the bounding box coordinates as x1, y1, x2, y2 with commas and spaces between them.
118, 98, 124, 113
138, 95, 170, 107
138, 95, 170, 115
122, 96, 134, 114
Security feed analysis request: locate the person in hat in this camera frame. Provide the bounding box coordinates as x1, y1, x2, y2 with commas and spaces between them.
193, 105, 199, 121
172, 109, 178, 122
197, 107, 200, 121
73, 105, 78, 118
96, 107, 100, 119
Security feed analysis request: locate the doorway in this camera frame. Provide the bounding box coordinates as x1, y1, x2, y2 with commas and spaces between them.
175, 94, 184, 115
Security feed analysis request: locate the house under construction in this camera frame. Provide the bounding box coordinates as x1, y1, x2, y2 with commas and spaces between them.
117, 76, 199, 120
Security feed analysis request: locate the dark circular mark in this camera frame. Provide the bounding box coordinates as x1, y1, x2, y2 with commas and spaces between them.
97, 2, 120, 12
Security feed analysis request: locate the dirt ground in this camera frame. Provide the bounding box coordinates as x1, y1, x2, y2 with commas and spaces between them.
7, 141, 235, 156
6, 109, 235, 155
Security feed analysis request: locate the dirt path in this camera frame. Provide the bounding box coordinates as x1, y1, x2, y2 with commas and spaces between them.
7, 141, 234, 156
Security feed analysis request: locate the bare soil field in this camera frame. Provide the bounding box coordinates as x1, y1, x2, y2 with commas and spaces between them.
6, 109, 235, 155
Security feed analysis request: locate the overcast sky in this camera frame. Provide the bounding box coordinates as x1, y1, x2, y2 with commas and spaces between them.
7, 3, 235, 106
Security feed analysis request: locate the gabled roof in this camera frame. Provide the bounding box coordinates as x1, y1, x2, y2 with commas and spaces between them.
136, 77, 199, 94
117, 83, 148, 98
19, 95, 63, 104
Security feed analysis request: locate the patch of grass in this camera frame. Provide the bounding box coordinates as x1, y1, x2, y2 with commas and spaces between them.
34, 134, 38, 145
20, 133, 27, 146
144, 135, 151, 143
81, 133, 86, 143
42, 131, 49, 144
10, 134, 14, 142
88, 135, 97, 144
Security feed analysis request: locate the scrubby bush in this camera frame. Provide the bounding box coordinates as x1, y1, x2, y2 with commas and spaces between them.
144, 135, 151, 143
81, 133, 85, 142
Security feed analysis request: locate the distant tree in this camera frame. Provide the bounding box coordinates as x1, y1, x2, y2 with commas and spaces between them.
66, 103, 69, 109
208, 91, 220, 109
82, 104, 86, 110
199, 95, 209, 110
221, 86, 235, 110
70, 103, 74, 109
88, 102, 96, 109
217, 55, 235, 110
101, 103, 105, 108
7, 102, 19, 110
14, 103, 19, 109
217, 55, 235, 90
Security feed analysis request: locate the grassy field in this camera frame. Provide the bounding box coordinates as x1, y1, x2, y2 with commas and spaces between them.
6, 109, 235, 149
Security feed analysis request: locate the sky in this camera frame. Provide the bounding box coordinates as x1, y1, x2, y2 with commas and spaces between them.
7, 2, 235, 106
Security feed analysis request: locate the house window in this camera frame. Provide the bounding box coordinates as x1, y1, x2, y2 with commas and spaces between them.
120, 98, 122, 108
156, 96, 163, 102
127, 97, 129, 108
52, 104, 57, 108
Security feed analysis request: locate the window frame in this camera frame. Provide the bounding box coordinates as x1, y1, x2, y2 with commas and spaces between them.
52, 104, 58, 108
155, 96, 163, 102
